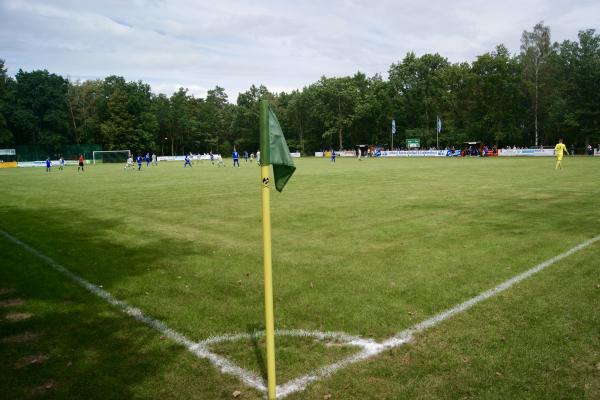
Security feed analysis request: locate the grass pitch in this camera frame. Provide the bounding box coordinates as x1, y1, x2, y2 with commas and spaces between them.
1, 157, 599, 399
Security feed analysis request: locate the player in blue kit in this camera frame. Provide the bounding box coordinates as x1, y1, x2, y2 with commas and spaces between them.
136, 154, 143, 171
45, 157, 51, 172
184, 155, 192, 167
243, 150, 248, 163
331, 149, 336, 163
232, 148, 240, 167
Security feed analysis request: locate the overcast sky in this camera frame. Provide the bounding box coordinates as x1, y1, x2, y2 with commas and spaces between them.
1, 0, 598, 101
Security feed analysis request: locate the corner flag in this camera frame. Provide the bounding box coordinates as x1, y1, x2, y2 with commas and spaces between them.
259, 99, 295, 399
260, 102, 296, 192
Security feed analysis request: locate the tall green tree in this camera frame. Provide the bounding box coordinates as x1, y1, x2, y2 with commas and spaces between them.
0, 59, 14, 146
10, 69, 71, 147
202, 86, 233, 152
550, 29, 600, 147
469, 45, 527, 145
389, 53, 451, 147
231, 85, 272, 153
99, 76, 157, 152
521, 22, 556, 146
310, 75, 360, 149
67, 79, 103, 144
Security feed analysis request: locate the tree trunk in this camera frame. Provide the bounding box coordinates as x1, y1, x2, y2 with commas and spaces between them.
67, 97, 79, 143
338, 97, 343, 150
299, 112, 304, 154
534, 66, 539, 147
425, 106, 430, 148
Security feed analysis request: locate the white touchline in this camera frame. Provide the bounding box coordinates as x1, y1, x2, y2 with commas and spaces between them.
0, 228, 266, 393
2, 227, 598, 399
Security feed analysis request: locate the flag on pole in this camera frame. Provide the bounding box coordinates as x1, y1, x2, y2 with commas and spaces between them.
259, 99, 296, 399
391, 119, 396, 135
436, 116, 442, 134
261, 104, 296, 192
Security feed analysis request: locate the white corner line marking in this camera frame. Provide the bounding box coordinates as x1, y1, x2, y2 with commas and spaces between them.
2, 228, 598, 399
275, 234, 600, 398
0, 228, 266, 393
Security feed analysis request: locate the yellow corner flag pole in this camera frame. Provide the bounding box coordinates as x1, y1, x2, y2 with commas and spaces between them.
260, 100, 277, 399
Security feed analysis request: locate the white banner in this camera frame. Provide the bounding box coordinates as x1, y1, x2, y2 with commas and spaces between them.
380, 150, 450, 157
595, 149, 600, 157
314, 152, 324, 157
0, 148, 16, 155
498, 149, 554, 157
291, 152, 301, 158
157, 154, 222, 162
18, 160, 84, 167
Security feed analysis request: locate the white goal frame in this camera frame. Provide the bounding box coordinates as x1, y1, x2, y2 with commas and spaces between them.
92, 150, 131, 165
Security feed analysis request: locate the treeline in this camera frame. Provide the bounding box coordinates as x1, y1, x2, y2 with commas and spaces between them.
0, 23, 599, 155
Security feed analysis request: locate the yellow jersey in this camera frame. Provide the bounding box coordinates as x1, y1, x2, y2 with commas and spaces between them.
554, 143, 567, 157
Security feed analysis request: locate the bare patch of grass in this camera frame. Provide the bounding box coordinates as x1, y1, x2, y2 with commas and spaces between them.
0, 288, 16, 295
4, 312, 33, 321
0, 298, 24, 308
1, 331, 41, 343
15, 354, 48, 369
31, 380, 58, 396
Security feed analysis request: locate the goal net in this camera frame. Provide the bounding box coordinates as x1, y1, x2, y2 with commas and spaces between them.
93, 150, 131, 164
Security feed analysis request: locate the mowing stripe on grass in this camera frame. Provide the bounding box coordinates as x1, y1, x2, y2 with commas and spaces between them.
276, 234, 600, 398
0, 228, 267, 393
2, 226, 599, 399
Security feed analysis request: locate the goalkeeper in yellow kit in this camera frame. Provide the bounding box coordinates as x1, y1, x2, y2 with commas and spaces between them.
554, 138, 569, 170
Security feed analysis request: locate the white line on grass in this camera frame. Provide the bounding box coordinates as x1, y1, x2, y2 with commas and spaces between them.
275, 234, 600, 398
198, 329, 371, 347
0, 228, 266, 393
2, 227, 599, 399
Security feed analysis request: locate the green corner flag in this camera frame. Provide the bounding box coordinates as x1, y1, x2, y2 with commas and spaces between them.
260, 100, 296, 192
258, 99, 296, 399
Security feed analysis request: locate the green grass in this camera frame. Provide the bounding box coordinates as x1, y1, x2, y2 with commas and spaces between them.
210, 335, 360, 384
1, 157, 599, 399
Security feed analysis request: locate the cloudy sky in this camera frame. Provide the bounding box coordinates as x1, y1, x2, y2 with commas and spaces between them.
1, 0, 598, 101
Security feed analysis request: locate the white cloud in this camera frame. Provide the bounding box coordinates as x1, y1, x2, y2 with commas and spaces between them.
1, 0, 597, 100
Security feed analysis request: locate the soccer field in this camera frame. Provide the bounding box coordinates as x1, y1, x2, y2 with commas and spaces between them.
1, 157, 599, 399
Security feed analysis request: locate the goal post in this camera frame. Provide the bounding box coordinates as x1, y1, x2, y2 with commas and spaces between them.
92, 150, 131, 164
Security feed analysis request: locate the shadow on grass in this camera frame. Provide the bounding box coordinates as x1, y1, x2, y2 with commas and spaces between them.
0, 207, 261, 399
0, 205, 220, 303
246, 323, 267, 381
0, 244, 185, 399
